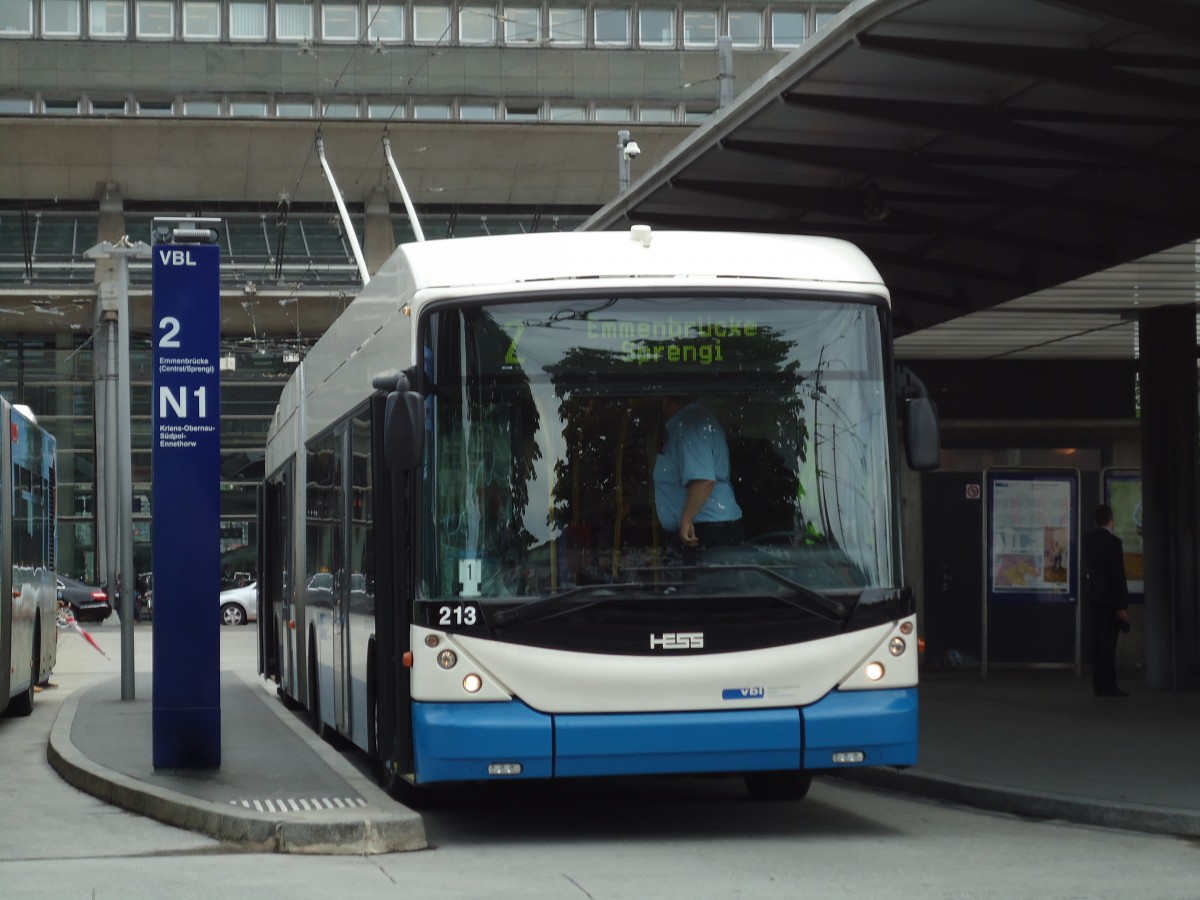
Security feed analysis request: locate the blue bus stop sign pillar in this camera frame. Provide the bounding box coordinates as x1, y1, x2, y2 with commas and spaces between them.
151, 243, 221, 768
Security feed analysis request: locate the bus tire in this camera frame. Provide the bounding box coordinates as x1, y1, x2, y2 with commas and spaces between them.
8, 632, 37, 718
743, 771, 812, 802
307, 637, 326, 738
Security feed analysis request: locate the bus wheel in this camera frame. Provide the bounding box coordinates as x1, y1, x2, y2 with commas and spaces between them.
743, 771, 812, 801
7, 633, 37, 718
306, 642, 325, 738
368, 681, 396, 793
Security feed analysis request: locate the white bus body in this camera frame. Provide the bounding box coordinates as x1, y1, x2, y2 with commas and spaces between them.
260, 229, 930, 799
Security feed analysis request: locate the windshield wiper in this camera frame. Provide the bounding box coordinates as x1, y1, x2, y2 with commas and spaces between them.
620, 564, 851, 620
490, 581, 672, 629
691, 565, 852, 620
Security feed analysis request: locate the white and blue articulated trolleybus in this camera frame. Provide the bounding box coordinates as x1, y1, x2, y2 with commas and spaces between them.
1, 399, 57, 718
258, 227, 939, 801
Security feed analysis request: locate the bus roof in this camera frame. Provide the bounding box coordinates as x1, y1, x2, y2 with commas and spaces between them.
388, 229, 888, 301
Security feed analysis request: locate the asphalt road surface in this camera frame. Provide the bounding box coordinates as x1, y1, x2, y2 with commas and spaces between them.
2, 621, 1196, 899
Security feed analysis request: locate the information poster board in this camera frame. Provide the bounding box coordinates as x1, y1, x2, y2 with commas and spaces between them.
986, 469, 1079, 604
1103, 468, 1144, 598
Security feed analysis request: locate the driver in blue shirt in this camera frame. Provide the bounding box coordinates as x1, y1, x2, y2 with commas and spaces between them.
653, 396, 743, 557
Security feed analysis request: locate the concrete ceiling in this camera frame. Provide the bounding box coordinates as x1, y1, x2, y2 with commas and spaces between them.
584, 0, 1200, 360
3, 118, 689, 208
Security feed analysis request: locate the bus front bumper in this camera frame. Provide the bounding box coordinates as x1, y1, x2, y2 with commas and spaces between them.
411, 687, 918, 784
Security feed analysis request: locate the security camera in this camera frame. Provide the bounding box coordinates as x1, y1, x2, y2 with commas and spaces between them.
623, 140, 641, 160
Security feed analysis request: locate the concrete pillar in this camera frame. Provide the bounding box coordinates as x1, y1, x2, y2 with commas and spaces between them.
54, 332, 77, 576
93, 182, 124, 591
1138, 304, 1200, 690
363, 185, 396, 275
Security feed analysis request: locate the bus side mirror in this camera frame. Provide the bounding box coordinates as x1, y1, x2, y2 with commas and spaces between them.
904, 397, 940, 471
383, 391, 425, 470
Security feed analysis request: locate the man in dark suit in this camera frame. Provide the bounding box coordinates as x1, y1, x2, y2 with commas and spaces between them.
1082, 503, 1131, 697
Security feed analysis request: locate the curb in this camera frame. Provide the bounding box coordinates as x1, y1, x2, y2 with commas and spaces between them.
47, 674, 427, 855
837, 768, 1200, 839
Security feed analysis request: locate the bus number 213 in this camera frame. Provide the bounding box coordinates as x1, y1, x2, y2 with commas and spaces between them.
438, 605, 478, 626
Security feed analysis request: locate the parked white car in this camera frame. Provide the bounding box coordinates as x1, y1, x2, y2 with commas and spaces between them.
219, 582, 258, 626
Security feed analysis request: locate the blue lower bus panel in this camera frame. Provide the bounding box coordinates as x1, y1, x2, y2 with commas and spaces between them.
801, 687, 918, 769
555, 708, 801, 777
411, 688, 917, 784
413, 701, 554, 783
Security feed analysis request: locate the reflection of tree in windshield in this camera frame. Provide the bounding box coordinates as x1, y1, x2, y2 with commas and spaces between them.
544, 325, 814, 578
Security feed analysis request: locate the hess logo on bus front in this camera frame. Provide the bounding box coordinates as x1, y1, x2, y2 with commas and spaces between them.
650, 632, 704, 650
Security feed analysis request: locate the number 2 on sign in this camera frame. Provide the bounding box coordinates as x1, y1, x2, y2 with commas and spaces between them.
159, 316, 182, 348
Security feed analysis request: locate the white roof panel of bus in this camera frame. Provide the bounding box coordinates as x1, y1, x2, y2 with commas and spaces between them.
392, 230, 887, 297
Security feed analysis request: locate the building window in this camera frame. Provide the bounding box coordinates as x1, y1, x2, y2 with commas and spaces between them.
136, 0, 173, 37
413, 102, 451, 119
459, 103, 496, 120
639, 106, 675, 123
320, 100, 359, 118
276, 0, 313, 40
43, 98, 81, 114
547, 5, 582, 44
137, 99, 175, 115
91, 98, 128, 115
727, 9, 760, 48
43, 0, 81, 37
549, 103, 585, 121
182, 0, 218, 37
230, 99, 267, 115
682, 9, 716, 47
276, 99, 314, 116
322, 2, 358, 39
593, 7, 629, 46
594, 105, 630, 122
771, 10, 805, 48
0, 98, 35, 113
368, 100, 405, 118
230, 0, 267, 39
0, 0, 33, 37
367, 2, 403, 41
184, 99, 222, 115
815, 9, 839, 31
413, 4, 450, 42
89, 0, 128, 37
638, 8, 673, 47
458, 5, 494, 43
504, 102, 539, 121
502, 5, 539, 43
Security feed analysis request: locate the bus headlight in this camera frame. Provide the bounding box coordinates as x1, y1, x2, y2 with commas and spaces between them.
462, 673, 483, 693
865, 662, 885, 681
437, 649, 458, 669
889, 637, 906, 656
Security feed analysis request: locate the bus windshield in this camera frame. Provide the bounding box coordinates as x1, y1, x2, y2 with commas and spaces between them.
420, 293, 895, 604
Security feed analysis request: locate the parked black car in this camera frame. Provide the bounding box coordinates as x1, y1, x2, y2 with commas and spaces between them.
57, 576, 112, 623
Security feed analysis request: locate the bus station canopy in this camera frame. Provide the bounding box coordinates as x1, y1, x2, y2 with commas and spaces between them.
584, 0, 1200, 359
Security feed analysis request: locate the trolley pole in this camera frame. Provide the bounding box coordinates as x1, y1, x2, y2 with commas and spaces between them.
84, 237, 151, 701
